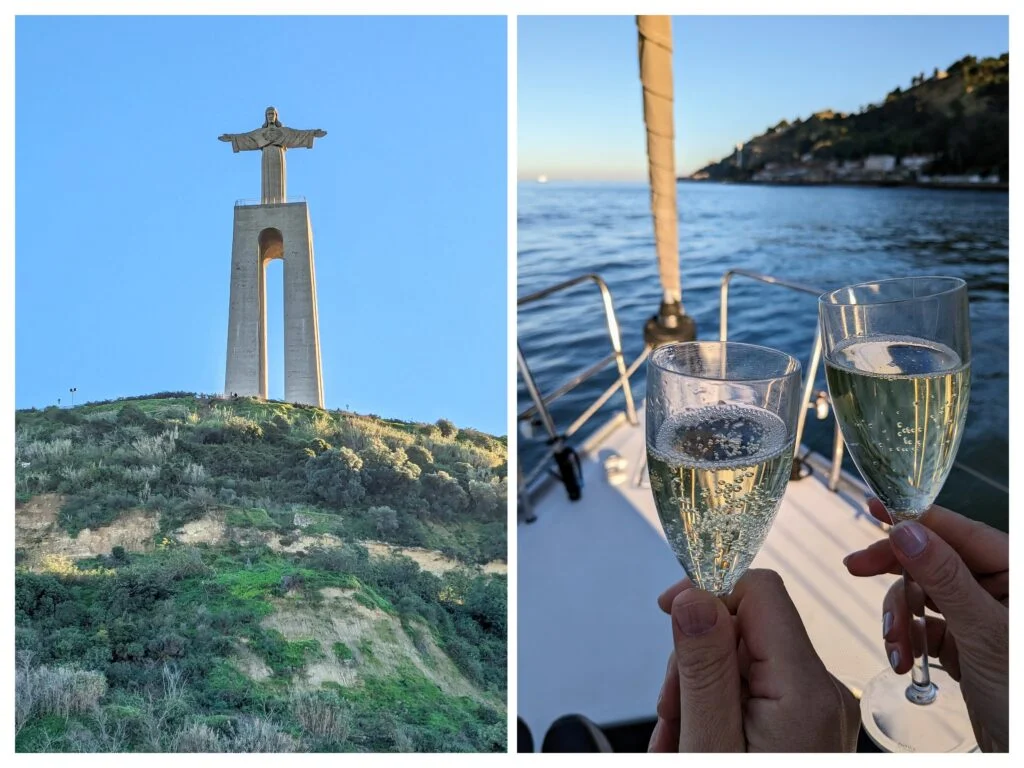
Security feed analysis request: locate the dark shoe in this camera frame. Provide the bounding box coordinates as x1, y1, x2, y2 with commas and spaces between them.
517, 717, 534, 753
542, 714, 614, 753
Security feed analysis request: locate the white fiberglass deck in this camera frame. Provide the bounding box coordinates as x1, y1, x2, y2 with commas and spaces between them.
519, 404, 896, 742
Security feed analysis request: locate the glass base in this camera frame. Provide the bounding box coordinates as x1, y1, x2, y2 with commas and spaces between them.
860, 666, 977, 753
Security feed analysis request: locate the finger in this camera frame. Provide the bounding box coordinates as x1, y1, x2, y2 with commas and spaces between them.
671, 588, 744, 751
978, 571, 1010, 603
724, 569, 817, 674
889, 521, 1006, 657
648, 717, 679, 752
883, 616, 957, 678
829, 674, 861, 753
866, 497, 894, 525
867, 498, 1009, 575
650, 653, 680, 752
656, 651, 679, 722
882, 581, 956, 676
658, 577, 694, 614
844, 537, 901, 577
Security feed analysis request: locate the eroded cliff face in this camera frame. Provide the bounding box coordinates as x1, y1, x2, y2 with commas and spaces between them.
16, 494, 506, 576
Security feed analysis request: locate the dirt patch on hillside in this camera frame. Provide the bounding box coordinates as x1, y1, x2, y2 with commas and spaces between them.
231, 640, 272, 682
257, 588, 488, 704
263, 532, 344, 554
16, 498, 505, 576
16, 494, 159, 567
364, 541, 506, 576
176, 514, 227, 546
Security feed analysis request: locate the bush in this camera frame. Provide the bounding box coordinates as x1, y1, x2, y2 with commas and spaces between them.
369, 506, 399, 536
332, 642, 355, 663
172, 722, 224, 753
304, 447, 365, 509
16, 661, 107, 732
59, 489, 139, 535
230, 717, 295, 753
293, 693, 351, 743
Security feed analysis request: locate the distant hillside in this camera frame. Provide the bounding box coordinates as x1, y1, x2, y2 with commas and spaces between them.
15, 394, 506, 753
695, 53, 1009, 182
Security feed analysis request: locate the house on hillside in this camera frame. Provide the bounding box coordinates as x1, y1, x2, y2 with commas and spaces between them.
864, 155, 897, 173
901, 154, 935, 172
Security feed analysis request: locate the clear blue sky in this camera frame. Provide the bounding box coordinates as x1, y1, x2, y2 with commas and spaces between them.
519, 15, 1009, 180
16, 16, 507, 434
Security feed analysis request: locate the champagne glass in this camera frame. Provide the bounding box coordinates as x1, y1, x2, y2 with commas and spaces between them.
819, 276, 974, 752
646, 341, 802, 596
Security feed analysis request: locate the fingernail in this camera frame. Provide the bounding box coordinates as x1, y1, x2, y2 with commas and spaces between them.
891, 521, 929, 557
882, 612, 893, 638
889, 649, 900, 670
676, 601, 718, 636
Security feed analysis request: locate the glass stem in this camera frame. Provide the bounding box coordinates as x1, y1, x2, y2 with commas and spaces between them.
902, 567, 937, 704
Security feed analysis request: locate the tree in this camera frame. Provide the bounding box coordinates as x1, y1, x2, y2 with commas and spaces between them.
359, 440, 422, 509
421, 471, 469, 520
304, 447, 365, 509
369, 506, 399, 536
436, 419, 457, 438
405, 445, 434, 469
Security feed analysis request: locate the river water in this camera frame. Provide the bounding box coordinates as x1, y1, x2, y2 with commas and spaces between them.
517, 182, 1008, 531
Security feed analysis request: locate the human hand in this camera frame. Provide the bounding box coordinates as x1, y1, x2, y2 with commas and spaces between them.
648, 569, 859, 752
844, 500, 1008, 752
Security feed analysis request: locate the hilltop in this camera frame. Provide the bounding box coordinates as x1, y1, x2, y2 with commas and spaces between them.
692, 53, 1009, 184
14, 393, 506, 752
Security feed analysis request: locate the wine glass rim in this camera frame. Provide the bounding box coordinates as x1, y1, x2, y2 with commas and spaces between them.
649, 340, 801, 383
818, 276, 966, 307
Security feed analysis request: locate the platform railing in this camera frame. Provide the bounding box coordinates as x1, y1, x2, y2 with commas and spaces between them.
234, 196, 307, 207
517, 274, 640, 491
719, 269, 844, 488
519, 268, 1008, 504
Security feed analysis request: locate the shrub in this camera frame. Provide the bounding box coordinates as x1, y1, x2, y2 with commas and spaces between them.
369, 505, 399, 536
332, 642, 354, 663
304, 447, 365, 509
16, 662, 107, 732
172, 722, 224, 752
405, 445, 434, 468
293, 693, 351, 743
230, 717, 295, 753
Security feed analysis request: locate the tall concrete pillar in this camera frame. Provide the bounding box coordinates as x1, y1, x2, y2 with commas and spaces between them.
224, 202, 324, 407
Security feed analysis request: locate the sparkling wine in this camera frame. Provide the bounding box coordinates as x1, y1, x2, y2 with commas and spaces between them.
825, 335, 970, 521
647, 403, 793, 596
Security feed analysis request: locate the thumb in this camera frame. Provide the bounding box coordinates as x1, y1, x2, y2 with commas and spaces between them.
671, 588, 744, 752
889, 521, 1002, 644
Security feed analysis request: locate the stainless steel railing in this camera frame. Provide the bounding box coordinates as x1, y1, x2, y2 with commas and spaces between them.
719, 269, 844, 489
519, 268, 1008, 504
517, 274, 641, 491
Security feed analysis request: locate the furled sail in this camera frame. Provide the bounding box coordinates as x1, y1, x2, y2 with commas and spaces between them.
637, 15, 695, 345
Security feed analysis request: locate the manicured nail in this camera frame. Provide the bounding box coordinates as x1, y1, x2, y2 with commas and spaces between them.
891, 521, 929, 557
676, 601, 718, 636
882, 612, 893, 638
889, 649, 900, 670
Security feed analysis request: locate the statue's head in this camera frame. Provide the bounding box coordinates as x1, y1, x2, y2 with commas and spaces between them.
264, 106, 281, 127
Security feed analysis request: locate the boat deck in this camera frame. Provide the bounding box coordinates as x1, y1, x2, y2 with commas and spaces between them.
518, 404, 895, 743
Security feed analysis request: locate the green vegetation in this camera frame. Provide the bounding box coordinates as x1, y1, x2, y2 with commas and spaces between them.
15, 393, 506, 752
699, 53, 1009, 181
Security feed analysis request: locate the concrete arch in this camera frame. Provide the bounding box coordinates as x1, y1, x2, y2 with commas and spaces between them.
225, 203, 324, 407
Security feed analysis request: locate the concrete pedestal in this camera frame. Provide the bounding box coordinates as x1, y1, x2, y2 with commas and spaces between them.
224, 201, 324, 407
